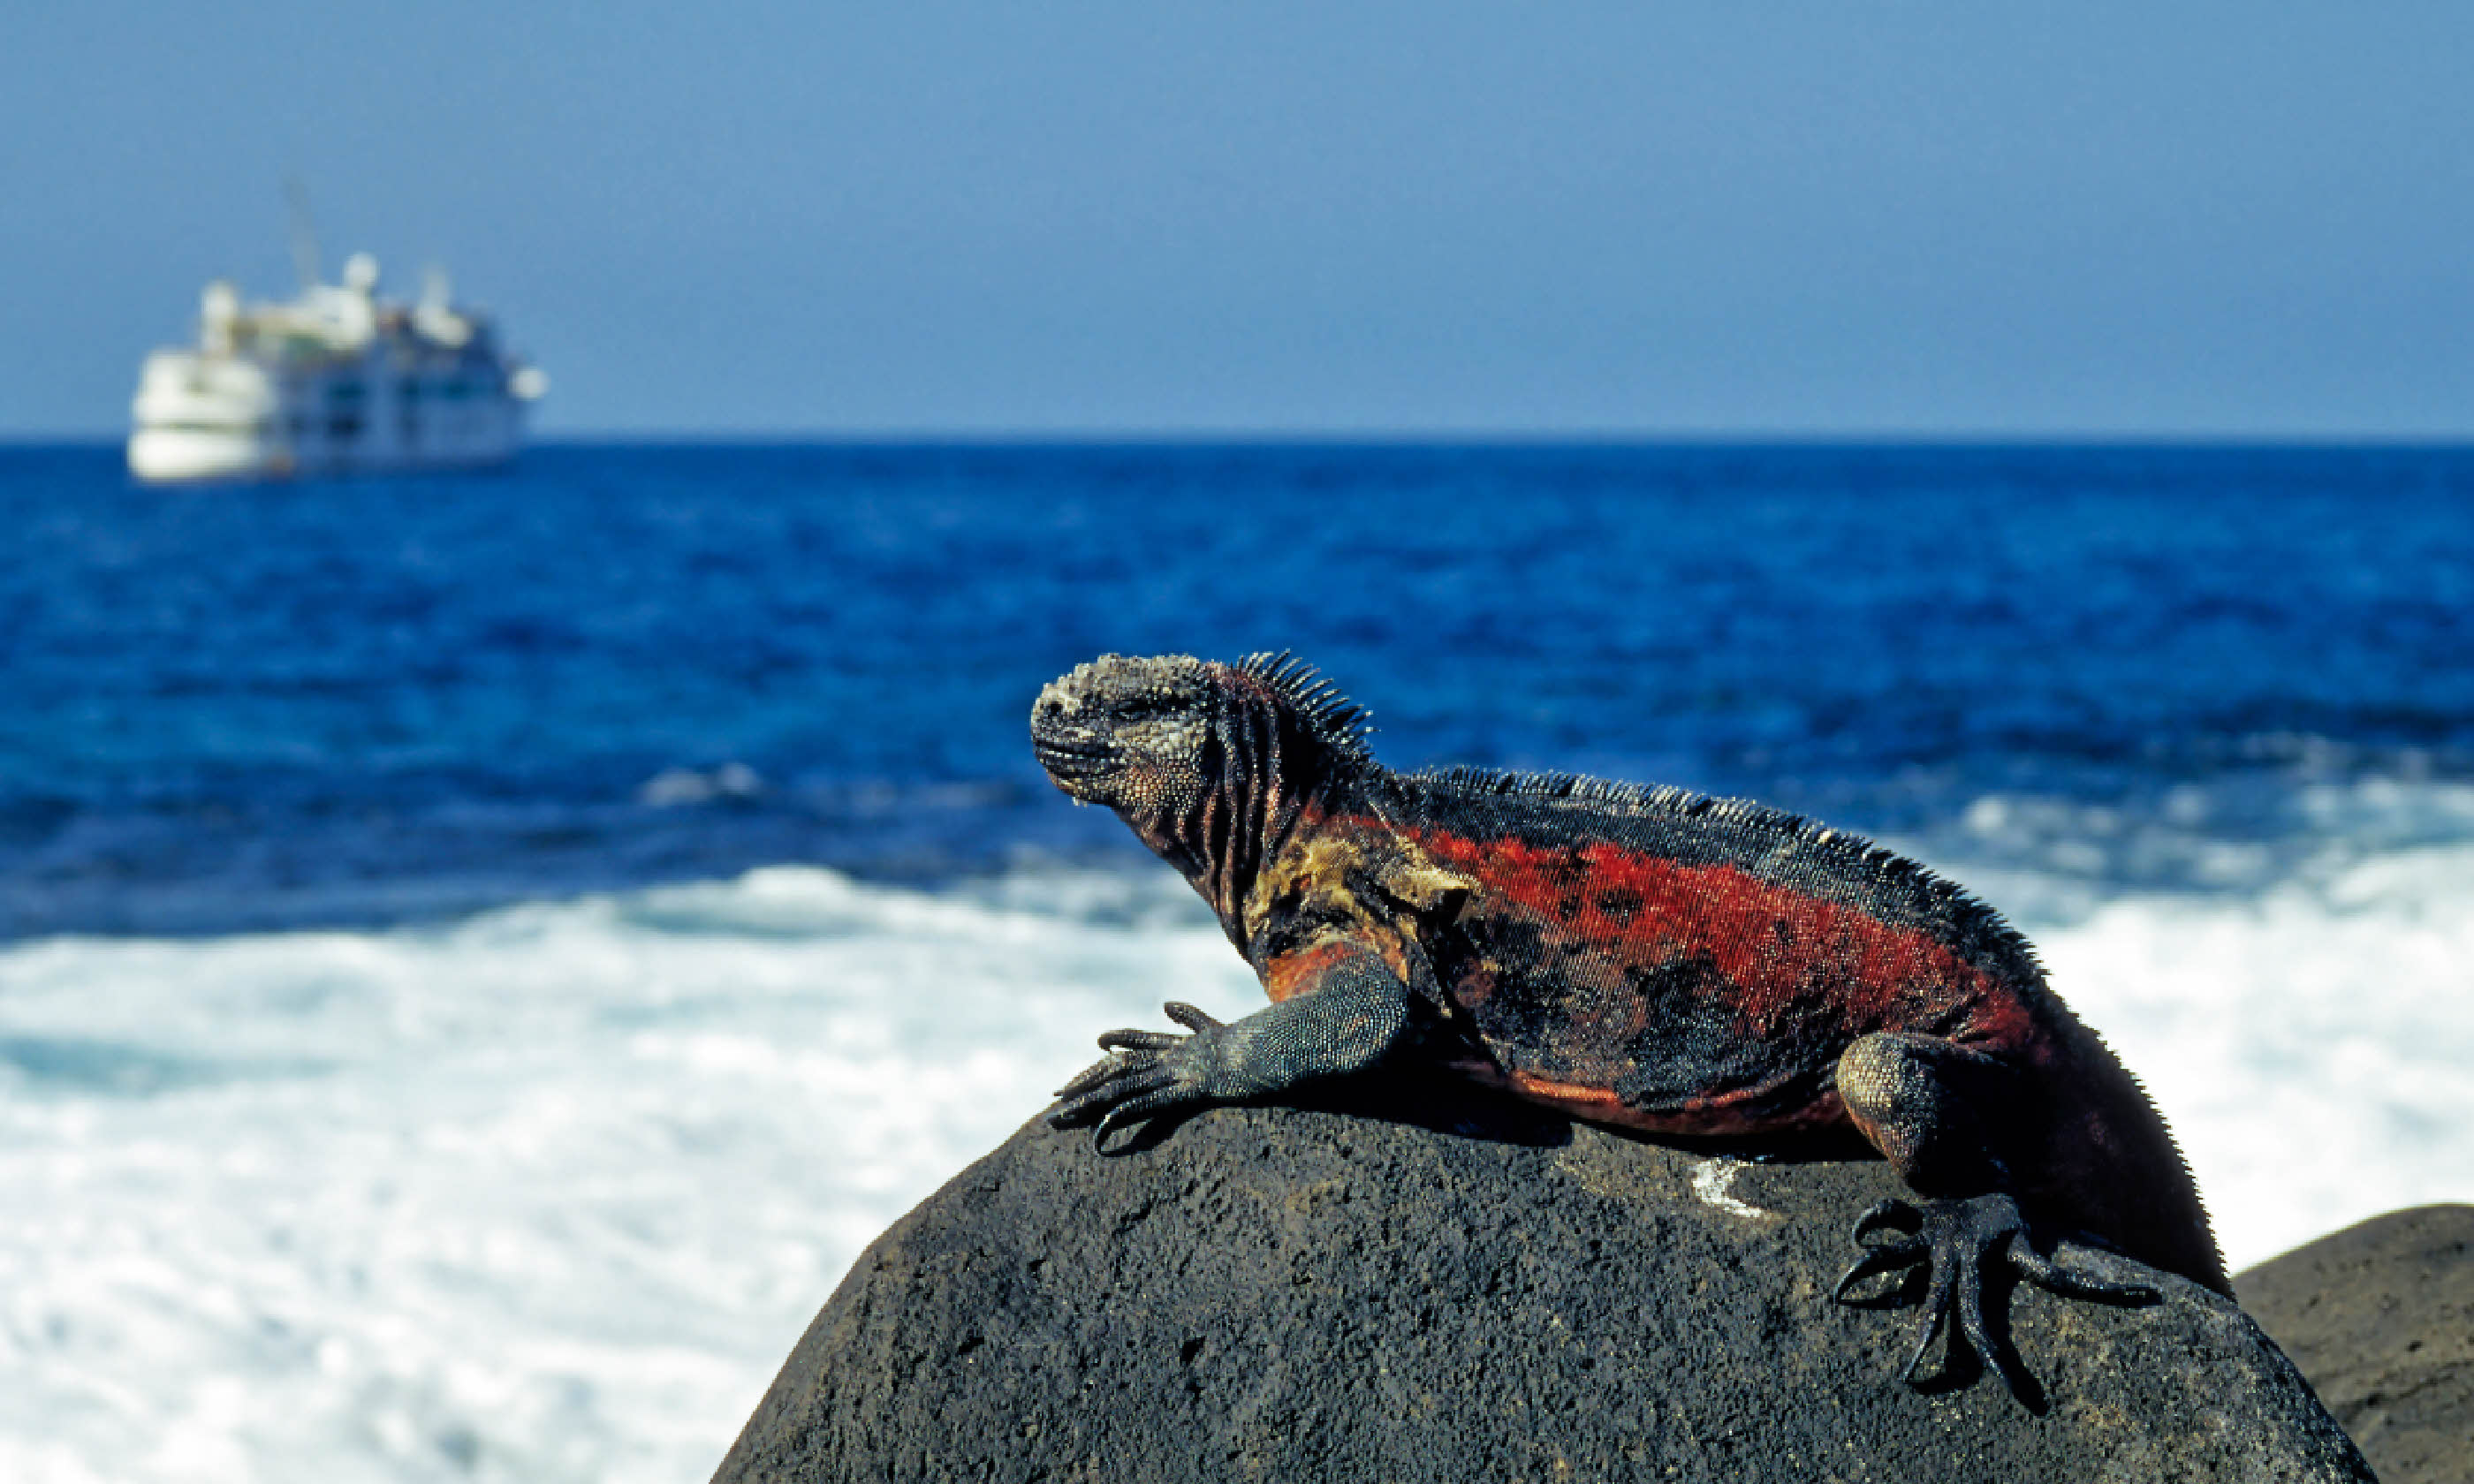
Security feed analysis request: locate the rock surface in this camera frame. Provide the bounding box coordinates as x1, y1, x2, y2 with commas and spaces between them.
2238, 1203, 2474, 1484
717, 1076, 2372, 1482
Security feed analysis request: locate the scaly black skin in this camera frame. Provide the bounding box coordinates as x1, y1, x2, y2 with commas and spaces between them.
1030, 652, 2227, 1402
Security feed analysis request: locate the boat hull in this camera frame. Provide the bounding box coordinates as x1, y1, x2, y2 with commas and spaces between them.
127, 267, 540, 484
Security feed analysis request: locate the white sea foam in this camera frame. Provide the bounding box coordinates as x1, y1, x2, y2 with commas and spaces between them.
2027, 843, 2474, 1269
0, 867, 1259, 1484
0, 848, 2467, 1480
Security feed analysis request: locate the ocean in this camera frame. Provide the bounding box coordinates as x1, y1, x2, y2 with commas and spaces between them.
3, 441, 2470, 1480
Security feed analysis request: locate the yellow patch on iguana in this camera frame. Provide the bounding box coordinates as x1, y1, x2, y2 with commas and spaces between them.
1248, 835, 1470, 938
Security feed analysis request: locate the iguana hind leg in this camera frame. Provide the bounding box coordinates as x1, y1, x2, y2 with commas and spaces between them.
1832, 1032, 2160, 1400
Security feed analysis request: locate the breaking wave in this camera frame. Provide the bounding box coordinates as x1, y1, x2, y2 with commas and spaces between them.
0, 833, 2467, 1480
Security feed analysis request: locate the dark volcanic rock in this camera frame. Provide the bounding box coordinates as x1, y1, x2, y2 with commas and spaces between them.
717, 1078, 2371, 1482
2238, 1204, 2474, 1484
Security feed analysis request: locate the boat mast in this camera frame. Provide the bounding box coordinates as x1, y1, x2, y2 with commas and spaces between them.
285, 178, 322, 292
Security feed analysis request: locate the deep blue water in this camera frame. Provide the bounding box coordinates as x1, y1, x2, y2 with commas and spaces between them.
6, 439, 2473, 935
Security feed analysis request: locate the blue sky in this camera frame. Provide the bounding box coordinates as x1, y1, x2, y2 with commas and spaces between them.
6, 3, 2470, 436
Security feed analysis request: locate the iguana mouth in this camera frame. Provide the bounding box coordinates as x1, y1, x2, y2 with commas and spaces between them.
1032, 736, 1117, 785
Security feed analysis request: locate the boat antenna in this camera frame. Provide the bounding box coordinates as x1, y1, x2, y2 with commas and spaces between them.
285, 177, 322, 292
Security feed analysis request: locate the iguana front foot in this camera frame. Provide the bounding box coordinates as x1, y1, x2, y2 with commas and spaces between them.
1049, 1002, 1236, 1152
1832, 1191, 2160, 1401
1050, 966, 1416, 1152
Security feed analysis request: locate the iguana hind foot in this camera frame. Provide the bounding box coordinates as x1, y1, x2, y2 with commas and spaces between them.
1833, 1191, 2160, 1402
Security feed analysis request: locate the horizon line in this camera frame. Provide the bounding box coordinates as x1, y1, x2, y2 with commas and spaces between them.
8, 428, 2474, 451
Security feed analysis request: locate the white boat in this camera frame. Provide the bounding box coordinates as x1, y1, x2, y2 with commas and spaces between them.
128, 252, 546, 483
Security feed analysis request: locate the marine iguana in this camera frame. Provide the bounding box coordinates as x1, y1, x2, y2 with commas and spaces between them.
1031, 651, 2227, 1397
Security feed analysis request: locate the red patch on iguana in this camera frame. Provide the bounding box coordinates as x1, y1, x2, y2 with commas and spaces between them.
1498, 1071, 1852, 1136
1399, 825, 2036, 1053
1262, 940, 1358, 1003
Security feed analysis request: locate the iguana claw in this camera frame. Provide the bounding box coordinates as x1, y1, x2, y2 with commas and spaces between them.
1832, 1192, 2159, 1403
1048, 1003, 1231, 1153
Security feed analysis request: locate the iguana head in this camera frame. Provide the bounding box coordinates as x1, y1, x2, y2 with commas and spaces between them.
1033, 650, 1377, 930
1030, 651, 1374, 816
1030, 653, 1222, 812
